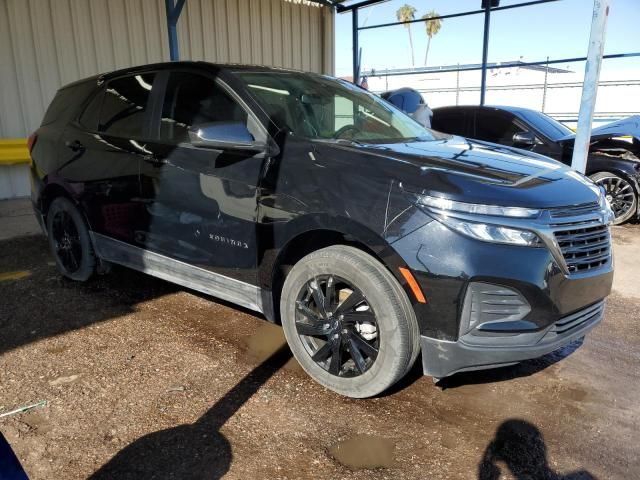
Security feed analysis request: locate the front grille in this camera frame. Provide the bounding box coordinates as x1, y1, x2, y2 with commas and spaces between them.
551, 301, 605, 335
554, 224, 611, 274
549, 202, 600, 219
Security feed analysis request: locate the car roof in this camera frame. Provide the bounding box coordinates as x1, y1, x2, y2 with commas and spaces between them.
432, 104, 540, 116
104, 61, 313, 78
59, 62, 315, 91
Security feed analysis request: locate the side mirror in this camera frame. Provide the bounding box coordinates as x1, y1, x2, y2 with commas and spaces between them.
512, 131, 537, 147
189, 121, 268, 153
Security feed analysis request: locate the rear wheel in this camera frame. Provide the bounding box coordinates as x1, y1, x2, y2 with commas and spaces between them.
280, 245, 420, 398
46, 197, 96, 281
590, 171, 638, 225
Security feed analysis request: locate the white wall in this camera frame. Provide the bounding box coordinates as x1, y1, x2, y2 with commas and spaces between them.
0, 0, 335, 139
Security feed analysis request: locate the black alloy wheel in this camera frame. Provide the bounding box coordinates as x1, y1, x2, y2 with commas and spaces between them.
280, 245, 420, 398
295, 275, 379, 377
51, 209, 83, 273
46, 197, 97, 281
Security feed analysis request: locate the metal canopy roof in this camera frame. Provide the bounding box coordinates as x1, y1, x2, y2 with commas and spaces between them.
306, 0, 386, 12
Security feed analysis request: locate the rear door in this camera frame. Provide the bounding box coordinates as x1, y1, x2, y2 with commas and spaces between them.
57, 72, 159, 244
138, 69, 268, 279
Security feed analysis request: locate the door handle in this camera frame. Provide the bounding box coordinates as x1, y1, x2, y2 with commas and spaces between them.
65, 140, 85, 152
143, 154, 168, 166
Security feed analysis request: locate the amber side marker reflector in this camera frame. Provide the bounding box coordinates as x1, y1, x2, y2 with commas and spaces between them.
398, 267, 427, 304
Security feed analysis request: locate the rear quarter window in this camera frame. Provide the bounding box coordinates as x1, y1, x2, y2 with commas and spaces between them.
79, 90, 104, 131
41, 81, 95, 126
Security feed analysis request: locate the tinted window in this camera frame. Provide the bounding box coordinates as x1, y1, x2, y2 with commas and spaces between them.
432, 110, 467, 136
474, 110, 525, 144
99, 74, 156, 137
41, 81, 95, 126
515, 110, 573, 141
79, 90, 104, 131
236, 71, 443, 144
160, 72, 248, 144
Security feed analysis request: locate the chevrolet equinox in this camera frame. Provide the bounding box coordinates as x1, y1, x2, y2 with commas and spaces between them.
29, 63, 614, 397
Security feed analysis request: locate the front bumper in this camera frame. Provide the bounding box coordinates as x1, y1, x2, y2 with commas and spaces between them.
388, 207, 613, 378
420, 300, 605, 378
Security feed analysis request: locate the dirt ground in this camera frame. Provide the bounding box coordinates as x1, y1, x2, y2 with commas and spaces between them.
1, 200, 639, 479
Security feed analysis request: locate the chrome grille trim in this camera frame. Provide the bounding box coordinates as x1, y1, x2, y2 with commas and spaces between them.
551, 300, 605, 335
549, 202, 600, 219
553, 224, 611, 274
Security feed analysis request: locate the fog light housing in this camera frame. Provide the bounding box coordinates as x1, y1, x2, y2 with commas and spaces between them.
459, 282, 532, 336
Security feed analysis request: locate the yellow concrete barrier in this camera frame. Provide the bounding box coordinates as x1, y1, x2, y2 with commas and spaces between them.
0, 138, 31, 166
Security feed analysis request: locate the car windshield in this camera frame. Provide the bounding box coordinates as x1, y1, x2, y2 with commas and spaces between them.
234, 71, 442, 144
516, 109, 574, 141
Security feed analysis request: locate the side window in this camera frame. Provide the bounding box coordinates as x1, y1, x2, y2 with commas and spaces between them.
160, 72, 251, 144
79, 90, 104, 131
431, 111, 467, 136
41, 81, 95, 126
99, 73, 156, 137
474, 110, 525, 144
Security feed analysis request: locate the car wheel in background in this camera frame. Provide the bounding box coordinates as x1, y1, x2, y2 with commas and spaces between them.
46, 197, 97, 281
280, 245, 420, 398
590, 171, 638, 225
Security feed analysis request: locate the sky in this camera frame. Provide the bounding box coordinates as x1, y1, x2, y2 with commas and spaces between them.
334, 0, 640, 77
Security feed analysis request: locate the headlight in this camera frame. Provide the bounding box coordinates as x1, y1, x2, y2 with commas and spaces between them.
437, 216, 543, 247
416, 194, 543, 246
417, 195, 540, 219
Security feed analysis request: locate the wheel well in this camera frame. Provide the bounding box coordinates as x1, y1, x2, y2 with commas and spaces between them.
269, 229, 381, 323
40, 184, 74, 218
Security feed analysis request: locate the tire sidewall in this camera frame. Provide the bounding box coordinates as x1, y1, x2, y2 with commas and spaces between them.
280, 247, 415, 398
46, 197, 95, 281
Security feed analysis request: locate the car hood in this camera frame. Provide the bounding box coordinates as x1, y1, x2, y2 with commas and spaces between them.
558, 115, 640, 142
345, 136, 602, 208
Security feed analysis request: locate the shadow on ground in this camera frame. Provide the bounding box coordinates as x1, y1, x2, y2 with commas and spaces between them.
0, 235, 176, 355
90, 346, 291, 479
479, 419, 595, 480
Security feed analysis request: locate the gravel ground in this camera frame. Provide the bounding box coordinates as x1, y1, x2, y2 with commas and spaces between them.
0, 214, 639, 479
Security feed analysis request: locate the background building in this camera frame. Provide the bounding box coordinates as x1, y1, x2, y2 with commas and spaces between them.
364, 61, 640, 129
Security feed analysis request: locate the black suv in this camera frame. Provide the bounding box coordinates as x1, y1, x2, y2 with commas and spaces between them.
30, 63, 614, 397
432, 105, 640, 224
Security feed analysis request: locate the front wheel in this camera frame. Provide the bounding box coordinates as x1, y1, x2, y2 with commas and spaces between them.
590, 171, 638, 225
280, 245, 420, 398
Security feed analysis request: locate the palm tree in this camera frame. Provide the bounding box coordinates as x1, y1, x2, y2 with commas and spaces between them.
396, 4, 417, 67
422, 10, 442, 66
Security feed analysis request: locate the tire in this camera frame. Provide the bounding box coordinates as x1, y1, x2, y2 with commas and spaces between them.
46, 197, 96, 281
280, 245, 420, 398
589, 171, 638, 225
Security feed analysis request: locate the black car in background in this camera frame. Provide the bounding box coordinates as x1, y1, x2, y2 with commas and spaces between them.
432, 105, 640, 224
29, 63, 614, 397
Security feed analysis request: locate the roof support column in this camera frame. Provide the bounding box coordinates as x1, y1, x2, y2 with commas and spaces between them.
352, 7, 360, 84
571, 0, 609, 174
165, 0, 187, 61
479, 2, 492, 105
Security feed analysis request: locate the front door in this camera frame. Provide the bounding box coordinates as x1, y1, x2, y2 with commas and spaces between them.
138, 70, 268, 283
